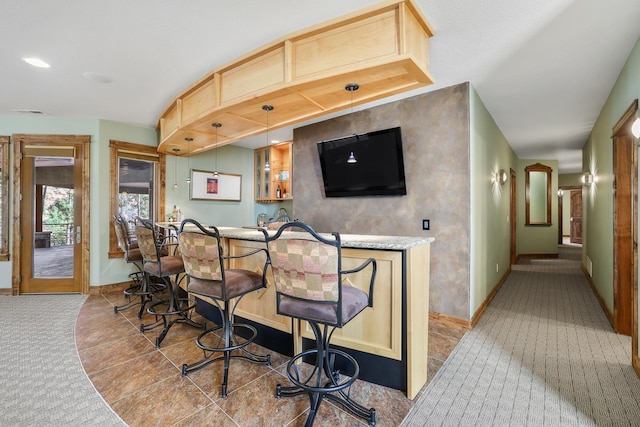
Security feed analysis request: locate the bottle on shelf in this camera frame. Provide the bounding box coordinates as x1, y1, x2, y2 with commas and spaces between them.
276, 185, 281, 199
172, 205, 178, 222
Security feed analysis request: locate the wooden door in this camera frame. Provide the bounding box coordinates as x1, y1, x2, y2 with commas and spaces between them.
570, 190, 582, 244
13, 135, 90, 294
510, 169, 517, 265
612, 105, 636, 336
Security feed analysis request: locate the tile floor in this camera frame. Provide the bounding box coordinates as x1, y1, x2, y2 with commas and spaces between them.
76, 291, 465, 427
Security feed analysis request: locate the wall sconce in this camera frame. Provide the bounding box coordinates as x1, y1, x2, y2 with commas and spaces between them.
495, 169, 508, 185
632, 117, 640, 138
557, 189, 564, 197
582, 172, 593, 186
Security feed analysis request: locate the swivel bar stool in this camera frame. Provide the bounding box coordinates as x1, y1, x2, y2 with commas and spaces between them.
113, 215, 164, 318
178, 219, 271, 398
136, 220, 204, 347
262, 221, 377, 426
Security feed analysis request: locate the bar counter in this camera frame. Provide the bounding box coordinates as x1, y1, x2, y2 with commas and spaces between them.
158, 222, 433, 399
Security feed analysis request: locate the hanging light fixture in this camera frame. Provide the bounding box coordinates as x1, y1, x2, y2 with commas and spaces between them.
172, 148, 180, 188
211, 123, 221, 178
262, 105, 274, 172
185, 137, 193, 183
345, 83, 359, 164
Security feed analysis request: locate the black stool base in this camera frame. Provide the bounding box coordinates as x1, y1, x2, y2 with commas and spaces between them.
141, 297, 205, 348
114, 272, 165, 319
277, 335, 376, 426
182, 323, 271, 398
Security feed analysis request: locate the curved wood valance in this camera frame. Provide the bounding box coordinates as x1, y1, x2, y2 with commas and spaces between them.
157, 0, 434, 156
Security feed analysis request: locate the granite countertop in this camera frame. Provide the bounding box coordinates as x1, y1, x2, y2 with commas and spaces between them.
159, 222, 433, 250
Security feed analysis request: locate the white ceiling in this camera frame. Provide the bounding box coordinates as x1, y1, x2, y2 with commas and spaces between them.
3, 0, 640, 173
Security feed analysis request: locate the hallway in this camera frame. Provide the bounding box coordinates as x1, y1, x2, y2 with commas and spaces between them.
402, 244, 640, 426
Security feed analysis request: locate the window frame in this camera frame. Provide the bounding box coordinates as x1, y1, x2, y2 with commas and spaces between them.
0, 136, 9, 261
109, 140, 165, 258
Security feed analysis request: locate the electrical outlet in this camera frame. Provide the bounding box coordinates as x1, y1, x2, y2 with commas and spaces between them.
422, 219, 430, 230
496, 263, 499, 273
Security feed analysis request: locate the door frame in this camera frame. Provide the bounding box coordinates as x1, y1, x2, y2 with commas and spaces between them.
510, 168, 517, 265
557, 185, 582, 244
612, 100, 637, 337
11, 134, 91, 295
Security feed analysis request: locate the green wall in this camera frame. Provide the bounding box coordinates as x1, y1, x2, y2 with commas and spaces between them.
516, 158, 559, 255
96, 120, 159, 286
469, 86, 518, 316
582, 35, 640, 319
0, 117, 100, 288
0, 116, 300, 291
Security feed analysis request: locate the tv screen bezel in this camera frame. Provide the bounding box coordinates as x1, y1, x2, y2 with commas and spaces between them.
317, 126, 407, 197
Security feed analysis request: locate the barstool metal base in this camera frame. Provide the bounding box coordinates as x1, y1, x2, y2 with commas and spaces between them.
139, 277, 205, 347
114, 272, 166, 318
276, 322, 376, 426
182, 322, 271, 398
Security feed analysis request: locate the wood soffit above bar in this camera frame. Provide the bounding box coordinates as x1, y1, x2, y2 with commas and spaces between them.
157, 0, 434, 156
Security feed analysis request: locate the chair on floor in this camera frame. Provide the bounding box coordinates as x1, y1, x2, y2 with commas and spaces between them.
135, 219, 205, 347
178, 218, 271, 398
113, 215, 164, 318
262, 221, 377, 427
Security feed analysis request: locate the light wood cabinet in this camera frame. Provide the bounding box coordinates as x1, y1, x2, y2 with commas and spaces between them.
298, 248, 402, 360
254, 141, 292, 202
219, 236, 430, 399
156, 0, 434, 156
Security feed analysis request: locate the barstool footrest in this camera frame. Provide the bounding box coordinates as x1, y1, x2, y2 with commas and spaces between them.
280, 347, 376, 426
182, 323, 270, 376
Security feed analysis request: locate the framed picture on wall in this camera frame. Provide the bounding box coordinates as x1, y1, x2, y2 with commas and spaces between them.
190, 169, 242, 201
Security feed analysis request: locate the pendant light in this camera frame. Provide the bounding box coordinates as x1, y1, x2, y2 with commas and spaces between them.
262, 105, 274, 172
345, 83, 359, 164
211, 123, 221, 177
185, 137, 193, 183
172, 148, 180, 188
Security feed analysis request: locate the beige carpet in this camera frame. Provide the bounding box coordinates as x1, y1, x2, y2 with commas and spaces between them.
402, 245, 640, 426
0, 294, 125, 426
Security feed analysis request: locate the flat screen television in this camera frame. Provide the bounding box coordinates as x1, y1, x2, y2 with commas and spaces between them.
317, 126, 407, 197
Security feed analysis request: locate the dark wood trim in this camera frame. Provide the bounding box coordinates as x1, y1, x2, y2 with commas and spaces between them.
525, 162, 553, 226
108, 140, 166, 259
12, 134, 91, 295
510, 168, 517, 265
429, 311, 471, 331
611, 99, 637, 337
582, 264, 614, 328
469, 268, 511, 328
517, 253, 559, 261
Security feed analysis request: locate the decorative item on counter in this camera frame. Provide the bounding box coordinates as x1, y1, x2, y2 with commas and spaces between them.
257, 213, 269, 227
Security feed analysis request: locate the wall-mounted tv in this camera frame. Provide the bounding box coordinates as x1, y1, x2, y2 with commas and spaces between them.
317, 126, 407, 197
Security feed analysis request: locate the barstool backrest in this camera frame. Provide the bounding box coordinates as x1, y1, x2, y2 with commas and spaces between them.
178, 228, 223, 281
135, 225, 158, 263
267, 235, 340, 303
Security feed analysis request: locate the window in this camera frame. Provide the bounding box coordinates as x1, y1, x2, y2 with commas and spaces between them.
109, 140, 165, 258
0, 136, 9, 260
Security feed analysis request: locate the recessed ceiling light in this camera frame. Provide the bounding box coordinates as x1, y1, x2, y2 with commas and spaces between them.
22, 57, 50, 68
83, 72, 112, 83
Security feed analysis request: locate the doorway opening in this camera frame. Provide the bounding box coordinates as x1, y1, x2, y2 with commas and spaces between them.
12, 134, 90, 294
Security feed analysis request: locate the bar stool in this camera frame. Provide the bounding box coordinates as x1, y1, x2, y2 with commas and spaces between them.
262, 221, 377, 426
113, 215, 164, 318
178, 219, 271, 398
135, 220, 205, 347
